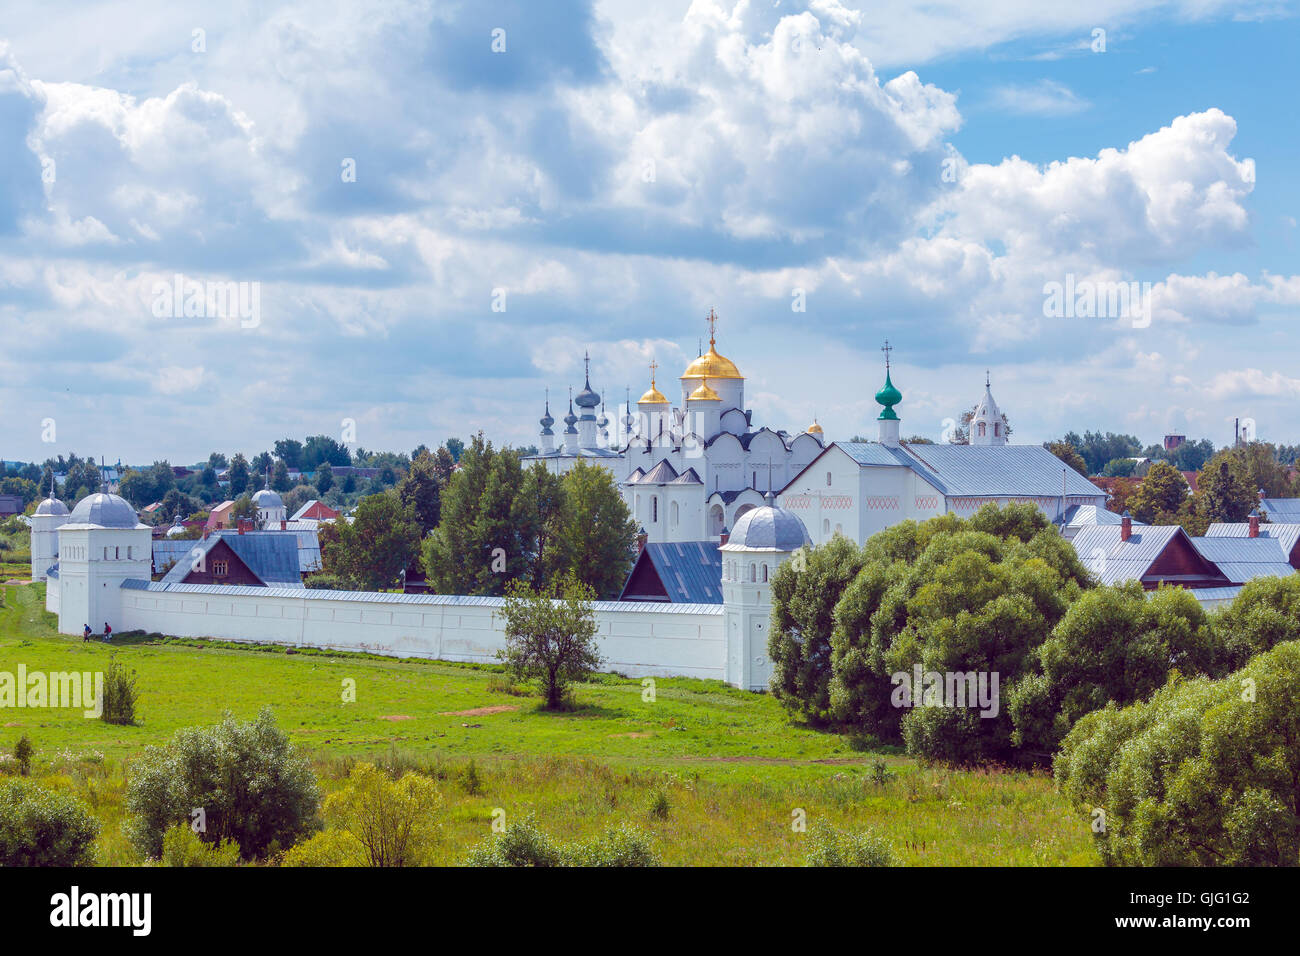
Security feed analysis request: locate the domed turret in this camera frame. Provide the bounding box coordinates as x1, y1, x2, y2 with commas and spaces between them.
969, 372, 1007, 446
688, 381, 721, 402
35, 495, 70, 517
67, 492, 141, 529
726, 503, 812, 552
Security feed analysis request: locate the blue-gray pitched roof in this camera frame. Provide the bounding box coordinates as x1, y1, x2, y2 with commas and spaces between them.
159, 531, 303, 587
1070, 524, 1188, 586
808, 442, 1105, 500
1261, 498, 1300, 523
1190, 536, 1296, 584
1206, 522, 1300, 559
620, 541, 723, 604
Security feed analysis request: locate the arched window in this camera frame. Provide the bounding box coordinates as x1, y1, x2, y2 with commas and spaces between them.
978, 422, 986, 437
750, 563, 757, 582
761, 564, 768, 582
994, 422, 1000, 437
635, 494, 641, 515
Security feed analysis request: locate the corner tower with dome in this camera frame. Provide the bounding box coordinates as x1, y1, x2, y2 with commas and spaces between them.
30, 479, 70, 581
47, 489, 152, 634
720, 494, 812, 691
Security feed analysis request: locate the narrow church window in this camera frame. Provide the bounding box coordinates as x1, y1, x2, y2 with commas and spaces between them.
994, 423, 1000, 437
978, 422, 986, 437
652, 497, 658, 522
750, 564, 756, 582
115, 547, 120, 559
761, 565, 768, 582
826, 471, 832, 487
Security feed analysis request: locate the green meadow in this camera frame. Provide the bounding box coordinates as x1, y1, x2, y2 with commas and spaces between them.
0, 582, 1098, 865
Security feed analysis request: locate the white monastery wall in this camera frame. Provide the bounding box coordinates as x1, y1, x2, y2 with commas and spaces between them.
117, 583, 726, 681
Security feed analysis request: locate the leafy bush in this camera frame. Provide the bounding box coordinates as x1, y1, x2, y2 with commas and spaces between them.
100, 657, 139, 725
281, 828, 366, 867
464, 815, 659, 867
1211, 575, 1300, 671
0, 779, 100, 866
317, 762, 442, 866
14, 736, 33, 776
805, 823, 897, 867
1009, 583, 1216, 752
569, 823, 659, 867
160, 824, 241, 867
465, 815, 564, 867
125, 707, 320, 860
1055, 641, 1300, 866
647, 787, 670, 820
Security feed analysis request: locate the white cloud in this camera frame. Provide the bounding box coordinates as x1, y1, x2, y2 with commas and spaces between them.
989, 80, 1089, 115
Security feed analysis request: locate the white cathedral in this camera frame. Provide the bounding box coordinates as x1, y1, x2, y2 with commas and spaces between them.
524, 311, 827, 542
524, 314, 1105, 547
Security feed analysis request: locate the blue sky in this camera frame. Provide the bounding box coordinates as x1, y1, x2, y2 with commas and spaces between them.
1, 0, 1298, 464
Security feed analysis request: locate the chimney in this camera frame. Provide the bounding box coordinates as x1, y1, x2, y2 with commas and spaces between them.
636, 526, 648, 554
1120, 511, 1132, 542
719, 526, 730, 547
1249, 509, 1260, 538
281, 519, 287, 531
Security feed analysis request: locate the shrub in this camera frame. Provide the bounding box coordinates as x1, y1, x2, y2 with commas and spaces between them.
281, 828, 366, 867
1211, 575, 1300, 671
125, 707, 320, 860
464, 816, 659, 867
319, 762, 442, 866
569, 823, 659, 867
460, 759, 484, 796
100, 657, 139, 725
160, 824, 241, 867
465, 815, 564, 867
1055, 641, 1300, 866
14, 736, 33, 776
0, 779, 100, 866
647, 787, 670, 821
805, 823, 897, 867
498, 574, 601, 710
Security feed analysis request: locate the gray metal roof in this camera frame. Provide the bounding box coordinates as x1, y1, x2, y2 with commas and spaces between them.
821, 442, 1104, 500
1206, 522, 1300, 558
640, 459, 680, 483
1190, 536, 1296, 584
1187, 586, 1243, 604
1070, 524, 1186, 586
668, 467, 702, 485
1059, 504, 1138, 527
623, 541, 723, 603
160, 531, 303, 587
120, 578, 722, 615
723, 505, 811, 552
1261, 498, 1300, 523
35, 496, 69, 516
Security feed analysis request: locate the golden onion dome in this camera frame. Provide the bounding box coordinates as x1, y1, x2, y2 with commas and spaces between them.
638, 384, 669, 404
688, 381, 721, 401
681, 344, 742, 381
807, 420, 823, 435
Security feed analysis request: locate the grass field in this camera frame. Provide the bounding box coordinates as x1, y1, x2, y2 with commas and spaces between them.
0, 582, 1099, 865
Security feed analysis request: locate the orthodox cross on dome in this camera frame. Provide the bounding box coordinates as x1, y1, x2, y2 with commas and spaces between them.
584, 350, 591, 382
707, 308, 718, 346
649, 358, 658, 386
985, 369, 991, 388
881, 339, 893, 371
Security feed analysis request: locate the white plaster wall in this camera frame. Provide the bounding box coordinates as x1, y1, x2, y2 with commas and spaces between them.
118, 585, 726, 681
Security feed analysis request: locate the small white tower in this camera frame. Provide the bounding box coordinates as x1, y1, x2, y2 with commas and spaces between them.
30, 479, 70, 581
574, 353, 601, 449
253, 486, 286, 527
970, 372, 1007, 446
54, 491, 151, 635
720, 496, 812, 691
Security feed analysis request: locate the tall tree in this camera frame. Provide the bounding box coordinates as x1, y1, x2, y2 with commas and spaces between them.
514, 463, 567, 587
273, 439, 304, 470
397, 450, 444, 535
499, 574, 601, 710
1045, 441, 1088, 477
228, 453, 250, 497
1197, 450, 1257, 523
1127, 462, 1189, 523
314, 461, 334, 494
555, 460, 637, 599
321, 490, 420, 590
